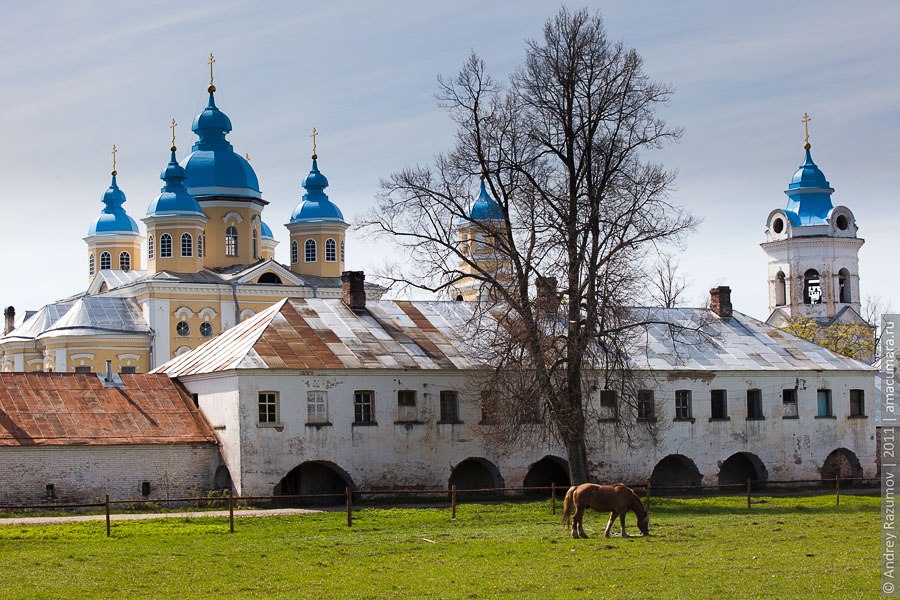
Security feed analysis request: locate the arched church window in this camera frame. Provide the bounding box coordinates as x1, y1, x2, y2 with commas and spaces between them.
226, 226, 238, 257
181, 233, 193, 257
160, 234, 173, 258
305, 239, 317, 262
775, 271, 786, 307
119, 252, 131, 272
340, 240, 345, 263
839, 268, 851, 303
803, 269, 822, 305
148, 234, 154, 259
89, 254, 95, 276
100, 252, 111, 270
325, 238, 336, 262
198, 233, 204, 258
291, 240, 298, 264
252, 229, 259, 259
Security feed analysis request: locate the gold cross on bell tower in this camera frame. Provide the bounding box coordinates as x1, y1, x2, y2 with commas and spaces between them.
111, 144, 118, 176
310, 127, 318, 159
208, 52, 216, 92
170, 118, 178, 151
801, 112, 811, 149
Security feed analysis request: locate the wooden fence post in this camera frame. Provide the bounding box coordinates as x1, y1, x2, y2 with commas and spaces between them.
228, 489, 234, 534
551, 482, 556, 515
746, 479, 751, 510
836, 477, 841, 506
105, 494, 111, 537
451, 485, 457, 520
346, 487, 352, 527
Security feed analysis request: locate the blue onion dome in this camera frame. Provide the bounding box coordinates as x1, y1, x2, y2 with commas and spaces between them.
260, 220, 275, 240
179, 90, 261, 199
783, 143, 835, 226
289, 159, 345, 223
146, 149, 204, 216
470, 177, 504, 222
88, 172, 140, 235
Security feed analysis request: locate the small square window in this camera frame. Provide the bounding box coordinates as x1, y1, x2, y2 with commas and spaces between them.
746, 389, 764, 420
599, 390, 617, 408
674, 390, 692, 420
710, 389, 728, 419
440, 391, 460, 423
120, 366, 137, 374
849, 389, 865, 417
397, 390, 417, 422
258, 391, 279, 425
74, 366, 92, 374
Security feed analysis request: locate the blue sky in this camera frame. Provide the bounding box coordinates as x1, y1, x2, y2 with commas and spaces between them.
1, 1, 897, 321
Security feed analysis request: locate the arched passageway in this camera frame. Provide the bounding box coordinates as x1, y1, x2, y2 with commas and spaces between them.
275, 461, 354, 505
449, 458, 504, 491
523, 456, 570, 497
718, 452, 767, 487
650, 454, 702, 489
821, 448, 863, 483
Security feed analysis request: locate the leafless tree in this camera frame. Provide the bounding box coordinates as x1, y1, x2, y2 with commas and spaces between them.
359, 8, 696, 483
648, 253, 689, 308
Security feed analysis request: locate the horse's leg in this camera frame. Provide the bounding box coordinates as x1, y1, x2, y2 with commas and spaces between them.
576, 506, 589, 538
619, 511, 628, 537
604, 512, 616, 538
571, 505, 583, 539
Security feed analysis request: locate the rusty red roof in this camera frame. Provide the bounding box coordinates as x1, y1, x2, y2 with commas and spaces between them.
0, 373, 217, 446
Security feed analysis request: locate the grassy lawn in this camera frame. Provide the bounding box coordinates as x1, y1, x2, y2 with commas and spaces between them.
0, 494, 878, 599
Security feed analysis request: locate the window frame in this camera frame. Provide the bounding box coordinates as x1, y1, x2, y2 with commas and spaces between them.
439, 390, 461, 423
746, 389, 764, 420
637, 390, 655, 421
782, 389, 798, 418
307, 391, 329, 424
849, 389, 866, 418
99, 251, 112, 271
199, 322, 213, 337
148, 234, 154, 259
176, 320, 190, 337
674, 389, 693, 421
710, 389, 728, 420
340, 239, 345, 263
257, 391, 281, 426
304, 239, 317, 263
252, 229, 259, 259
291, 240, 298, 264
119, 251, 131, 271
817, 389, 834, 418
159, 233, 173, 258
325, 238, 337, 262
89, 254, 95, 276
181, 232, 193, 257
353, 390, 376, 425
225, 225, 238, 257
197, 233, 204, 259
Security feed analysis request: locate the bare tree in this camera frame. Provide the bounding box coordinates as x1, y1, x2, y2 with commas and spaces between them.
359, 8, 695, 483
648, 253, 688, 308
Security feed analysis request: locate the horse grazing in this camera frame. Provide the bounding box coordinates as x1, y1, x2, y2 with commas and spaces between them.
561, 483, 649, 539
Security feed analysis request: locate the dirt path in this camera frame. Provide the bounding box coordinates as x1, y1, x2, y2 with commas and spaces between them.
0, 508, 321, 526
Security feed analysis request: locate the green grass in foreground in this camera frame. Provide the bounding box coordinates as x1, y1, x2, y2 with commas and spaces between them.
0, 494, 878, 599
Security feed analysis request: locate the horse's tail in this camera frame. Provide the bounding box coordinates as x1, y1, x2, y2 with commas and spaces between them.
560, 485, 577, 527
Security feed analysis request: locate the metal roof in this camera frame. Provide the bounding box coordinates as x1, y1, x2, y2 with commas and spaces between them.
0, 373, 216, 446
38, 296, 149, 338
4, 302, 74, 341
155, 300, 873, 377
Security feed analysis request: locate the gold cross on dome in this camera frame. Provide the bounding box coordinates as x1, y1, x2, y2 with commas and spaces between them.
801, 112, 811, 146
170, 118, 177, 148
111, 144, 117, 174
208, 53, 215, 87
245, 152, 250, 162
310, 127, 318, 158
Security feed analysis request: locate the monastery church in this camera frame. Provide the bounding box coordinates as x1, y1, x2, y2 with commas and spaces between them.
0, 63, 877, 503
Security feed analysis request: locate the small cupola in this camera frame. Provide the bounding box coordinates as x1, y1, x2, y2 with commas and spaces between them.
469, 175, 504, 222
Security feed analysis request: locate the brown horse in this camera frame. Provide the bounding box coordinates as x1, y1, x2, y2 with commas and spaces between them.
561, 483, 649, 539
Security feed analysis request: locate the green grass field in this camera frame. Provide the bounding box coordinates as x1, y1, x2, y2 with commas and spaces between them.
0, 494, 879, 599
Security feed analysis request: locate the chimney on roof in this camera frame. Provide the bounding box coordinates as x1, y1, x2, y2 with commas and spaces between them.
341, 271, 366, 310
535, 276, 560, 315
3, 306, 14, 335
709, 286, 733, 319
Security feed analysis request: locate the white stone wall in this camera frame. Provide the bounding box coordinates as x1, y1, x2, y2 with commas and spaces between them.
0, 444, 220, 504
182, 367, 876, 495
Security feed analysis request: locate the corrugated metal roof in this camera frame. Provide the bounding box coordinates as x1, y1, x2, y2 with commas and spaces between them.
155, 300, 874, 377
3, 302, 74, 341
0, 373, 216, 446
